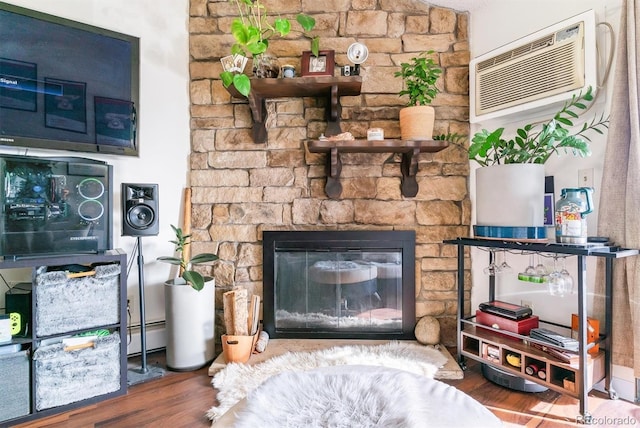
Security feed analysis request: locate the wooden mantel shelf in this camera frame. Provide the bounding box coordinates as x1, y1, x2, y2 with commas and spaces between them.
307, 139, 449, 199
226, 76, 362, 143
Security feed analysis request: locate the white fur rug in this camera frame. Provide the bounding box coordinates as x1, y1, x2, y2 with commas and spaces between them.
232, 365, 502, 428
207, 341, 448, 424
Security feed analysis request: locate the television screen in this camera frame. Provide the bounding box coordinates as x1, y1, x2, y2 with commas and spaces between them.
0, 2, 140, 156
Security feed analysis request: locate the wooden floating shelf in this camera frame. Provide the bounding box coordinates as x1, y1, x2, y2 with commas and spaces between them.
225, 76, 363, 144
306, 139, 449, 153
306, 139, 449, 199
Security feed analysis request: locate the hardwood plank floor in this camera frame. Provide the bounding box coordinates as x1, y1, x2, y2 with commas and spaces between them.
10, 350, 639, 428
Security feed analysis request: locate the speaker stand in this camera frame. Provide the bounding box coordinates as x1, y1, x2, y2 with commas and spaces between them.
127, 236, 165, 386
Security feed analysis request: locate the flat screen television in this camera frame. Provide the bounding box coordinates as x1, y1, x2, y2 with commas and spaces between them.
0, 2, 140, 156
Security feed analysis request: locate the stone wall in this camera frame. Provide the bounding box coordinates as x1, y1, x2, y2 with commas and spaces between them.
189, 0, 471, 345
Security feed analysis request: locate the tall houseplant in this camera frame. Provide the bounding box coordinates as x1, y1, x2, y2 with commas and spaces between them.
158, 225, 219, 370
469, 86, 609, 236
220, 0, 316, 97
394, 50, 442, 140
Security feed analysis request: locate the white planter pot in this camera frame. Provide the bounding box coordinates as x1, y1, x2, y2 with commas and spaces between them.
164, 277, 215, 371
476, 164, 545, 227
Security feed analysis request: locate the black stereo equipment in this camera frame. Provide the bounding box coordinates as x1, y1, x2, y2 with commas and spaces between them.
479, 300, 532, 320
122, 183, 159, 236
0, 154, 112, 257
5, 283, 32, 337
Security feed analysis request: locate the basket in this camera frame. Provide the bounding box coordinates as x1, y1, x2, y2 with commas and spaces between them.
221, 333, 258, 363
33, 332, 120, 410
35, 263, 120, 337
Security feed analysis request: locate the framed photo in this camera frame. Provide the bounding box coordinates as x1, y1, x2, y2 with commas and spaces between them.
95, 96, 135, 147
44, 78, 87, 133
0, 58, 38, 111
301, 50, 335, 77
221, 54, 248, 73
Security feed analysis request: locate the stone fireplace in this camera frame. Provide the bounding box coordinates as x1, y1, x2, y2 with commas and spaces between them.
263, 230, 415, 339
189, 1, 472, 347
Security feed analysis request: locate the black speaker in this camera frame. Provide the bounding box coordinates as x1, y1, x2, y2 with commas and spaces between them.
122, 183, 159, 236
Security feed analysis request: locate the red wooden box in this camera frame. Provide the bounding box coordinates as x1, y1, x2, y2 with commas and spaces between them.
476, 310, 539, 340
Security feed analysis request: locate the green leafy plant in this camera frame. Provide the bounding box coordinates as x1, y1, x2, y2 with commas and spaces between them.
157, 225, 218, 291
468, 86, 610, 166
394, 50, 442, 106
296, 14, 319, 57
220, 0, 316, 97
434, 132, 467, 144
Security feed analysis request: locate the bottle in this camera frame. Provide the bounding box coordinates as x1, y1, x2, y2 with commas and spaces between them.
555, 187, 594, 244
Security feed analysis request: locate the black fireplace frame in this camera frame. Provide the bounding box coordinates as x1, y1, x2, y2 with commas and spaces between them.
262, 230, 416, 340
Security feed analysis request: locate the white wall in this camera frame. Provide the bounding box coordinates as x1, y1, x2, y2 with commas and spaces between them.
1, 0, 191, 353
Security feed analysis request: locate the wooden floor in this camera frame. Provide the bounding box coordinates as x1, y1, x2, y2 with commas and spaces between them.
11, 349, 639, 428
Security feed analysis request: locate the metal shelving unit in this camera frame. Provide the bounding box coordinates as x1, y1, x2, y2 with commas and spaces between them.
444, 237, 638, 424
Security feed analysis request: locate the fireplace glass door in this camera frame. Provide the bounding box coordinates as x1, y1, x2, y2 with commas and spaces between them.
263, 230, 416, 339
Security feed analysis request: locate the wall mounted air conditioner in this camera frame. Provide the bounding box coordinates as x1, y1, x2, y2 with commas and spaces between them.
470, 10, 597, 123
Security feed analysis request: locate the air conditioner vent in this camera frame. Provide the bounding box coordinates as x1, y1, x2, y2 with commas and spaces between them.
478, 43, 581, 112
470, 10, 596, 122
476, 35, 555, 72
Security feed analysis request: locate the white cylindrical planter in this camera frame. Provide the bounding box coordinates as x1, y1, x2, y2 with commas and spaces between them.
164, 277, 215, 371
476, 164, 545, 227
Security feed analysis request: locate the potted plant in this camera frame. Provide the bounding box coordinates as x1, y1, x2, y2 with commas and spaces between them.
220, 0, 316, 97
468, 86, 609, 236
158, 225, 219, 370
394, 50, 442, 140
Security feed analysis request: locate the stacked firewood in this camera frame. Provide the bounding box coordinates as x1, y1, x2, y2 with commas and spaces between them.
222, 288, 260, 336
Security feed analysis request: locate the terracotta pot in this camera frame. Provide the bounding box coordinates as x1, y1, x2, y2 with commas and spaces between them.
399, 105, 435, 140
